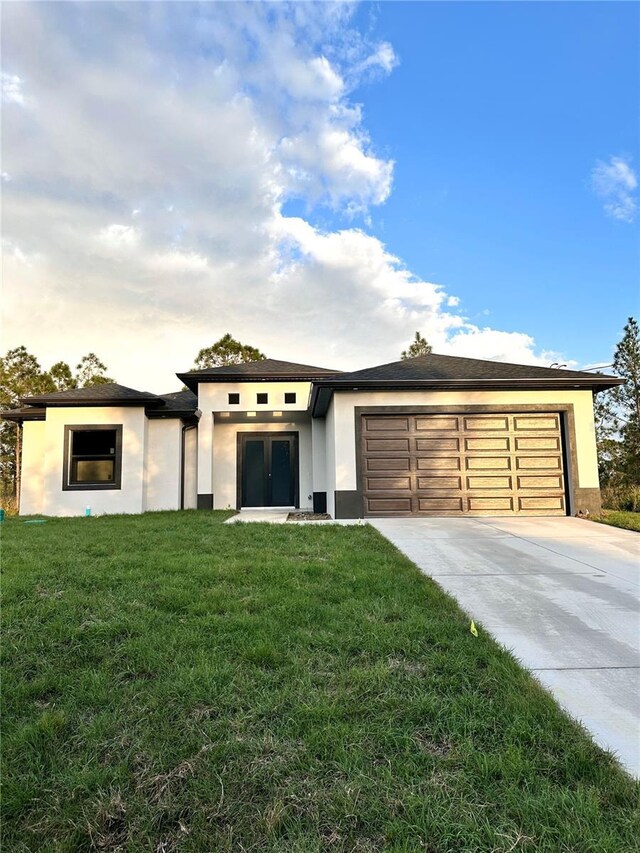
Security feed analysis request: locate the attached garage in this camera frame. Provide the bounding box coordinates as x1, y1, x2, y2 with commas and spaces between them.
360, 412, 567, 517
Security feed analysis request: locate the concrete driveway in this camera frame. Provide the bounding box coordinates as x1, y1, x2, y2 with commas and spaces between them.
369, 516, 640, 777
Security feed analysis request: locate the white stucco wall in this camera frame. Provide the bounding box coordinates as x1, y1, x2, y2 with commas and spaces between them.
20, 421, 45, 515
327, 389, 600, 493
143, 419, 182, 511
183, 426, 198, 510
324, 401, 336, 517
39, 406, 146, 516
212, 417, 313, 509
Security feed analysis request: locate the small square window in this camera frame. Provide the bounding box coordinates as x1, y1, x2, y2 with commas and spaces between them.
284, 392, 296, 404
228, 393, 240, 404
257, 393, 268, 404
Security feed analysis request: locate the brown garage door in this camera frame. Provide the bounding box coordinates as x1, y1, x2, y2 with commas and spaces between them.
361, 413, 567, 517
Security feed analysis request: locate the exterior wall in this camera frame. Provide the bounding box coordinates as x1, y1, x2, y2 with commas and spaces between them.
183, 426, 198, 510
327, 389, 601, 516
20, 421, 46, 515
324, 401, 337, 517
197, 381, 314, 509
38, 406, 147, 517
143, 419, 182, 512
212, 417, 313, 510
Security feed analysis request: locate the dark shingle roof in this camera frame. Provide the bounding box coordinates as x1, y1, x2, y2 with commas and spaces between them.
310, 353, 622, 416
1, 406, 46, 423
333, 353, 616, 383
177, 359, 341, 391
21, 383, 163, 407
146, 390, 199, 419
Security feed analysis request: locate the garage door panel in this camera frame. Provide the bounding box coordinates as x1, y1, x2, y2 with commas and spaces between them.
418, 497, 464, 512
466, 456, 511, 470
416, 476, 462, 490
417, 457, 461, 470
366, 438, 409, 452
367, 498, 412, 513
468, 496, 514, 511
365, 417, 410, 431
366, 457, 410, 471
362, 412, 567, 517
516, 455, 562, 469
415, 416, 460, 431
466, 475, 512, 490
415, 437, 459, 451
465, 437, 510, 451
517, 475, 564, 490
518, 496, 565, 511
366, 476, 412, 491
515, 436, 560, 451
514, 416, 559, 431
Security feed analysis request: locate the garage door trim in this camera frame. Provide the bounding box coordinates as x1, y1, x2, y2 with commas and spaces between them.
354, 403, 577, 517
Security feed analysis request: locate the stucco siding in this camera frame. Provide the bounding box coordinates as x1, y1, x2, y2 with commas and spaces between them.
144, 419, 182, 511
40, 406, 146, 516
20, 421, 45, 515
183, 426, 198, 510
331, 389, 600, 495
212, 418, 313, 509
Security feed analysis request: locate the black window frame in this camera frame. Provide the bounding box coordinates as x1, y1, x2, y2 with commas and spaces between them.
62, 424, 123, 491
228, 393, 240, 405
256, 393, 268, 404
284, 392, 296, 404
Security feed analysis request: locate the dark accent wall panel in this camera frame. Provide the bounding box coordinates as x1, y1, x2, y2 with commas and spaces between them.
334, 490, 362, 519
197, 493, 214, 510
313, 492, 327, 513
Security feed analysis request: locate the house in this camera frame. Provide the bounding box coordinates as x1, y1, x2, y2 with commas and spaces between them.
3, 354, 621, 518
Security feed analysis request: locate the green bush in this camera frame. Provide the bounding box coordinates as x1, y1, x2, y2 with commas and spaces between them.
601, 484, 640, 512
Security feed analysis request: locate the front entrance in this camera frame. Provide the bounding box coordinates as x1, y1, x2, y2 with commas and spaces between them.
238, 433, 299, 508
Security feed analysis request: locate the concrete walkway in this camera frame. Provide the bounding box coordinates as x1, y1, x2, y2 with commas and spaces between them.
369, 516, 640, 777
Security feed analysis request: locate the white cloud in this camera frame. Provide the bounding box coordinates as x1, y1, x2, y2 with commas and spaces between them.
2, 72, 25, 106
1, 2, 563, 391
97, 224, 140, 250
591, 155, 637, 223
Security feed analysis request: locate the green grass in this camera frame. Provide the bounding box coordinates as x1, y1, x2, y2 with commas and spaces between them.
592, 509, 640, 533
2, 511, 638, 852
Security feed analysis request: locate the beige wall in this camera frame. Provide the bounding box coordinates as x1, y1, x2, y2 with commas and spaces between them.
143, 419, 182, 512
327, 389, 600, 493
212, 417, 313, 509
20, 421, 45, 515
39, 406, 146, 516
198, 381, 313, 415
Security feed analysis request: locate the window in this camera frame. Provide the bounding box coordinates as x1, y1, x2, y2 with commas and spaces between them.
257, 393, 268, 404
228, 393, 240, 404
63, 425, 122, 490
284, 392, 296, 404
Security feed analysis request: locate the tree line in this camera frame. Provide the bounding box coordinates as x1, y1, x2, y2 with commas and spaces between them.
1, 324, 638, 510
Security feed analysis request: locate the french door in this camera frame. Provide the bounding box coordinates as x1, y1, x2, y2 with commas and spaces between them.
238, 433, 298, 507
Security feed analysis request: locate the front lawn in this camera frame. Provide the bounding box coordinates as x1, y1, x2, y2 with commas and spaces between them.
2, 511, 638, 852
592, 509, 640, 533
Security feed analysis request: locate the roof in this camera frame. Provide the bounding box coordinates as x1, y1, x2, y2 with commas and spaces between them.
21, 382, 163, 408
311, 353, 623, 416
3, 384, 199, 423
146, 390, 198, 420
177, 358, 341, 391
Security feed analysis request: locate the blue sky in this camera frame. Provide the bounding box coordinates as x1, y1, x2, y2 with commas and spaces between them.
2, 2, 638, 390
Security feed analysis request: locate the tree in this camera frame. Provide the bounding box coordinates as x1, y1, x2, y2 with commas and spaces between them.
401, 331, 432, 360
194, 333, 266, 369
75, 353, 113, 387
611, 317, 640, 485
0, 347, 115, 503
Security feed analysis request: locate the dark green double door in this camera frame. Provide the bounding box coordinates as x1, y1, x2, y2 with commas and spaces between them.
239, 433, 298, 508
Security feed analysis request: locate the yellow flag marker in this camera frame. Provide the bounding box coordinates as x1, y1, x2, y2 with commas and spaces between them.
470, 620, 478, 638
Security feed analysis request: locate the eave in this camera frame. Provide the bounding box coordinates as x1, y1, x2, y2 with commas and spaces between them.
310, 376, 623, 417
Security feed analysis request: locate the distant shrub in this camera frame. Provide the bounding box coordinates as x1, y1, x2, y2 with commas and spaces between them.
601, 484, 640, 512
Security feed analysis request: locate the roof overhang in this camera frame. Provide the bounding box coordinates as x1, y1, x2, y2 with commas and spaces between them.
177, 372, 339, 393
1, 407, 47, 423
310, 376, 623, 417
